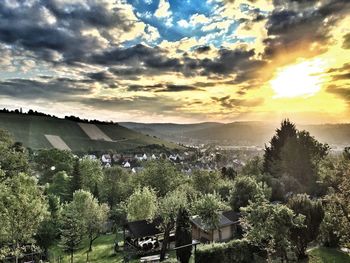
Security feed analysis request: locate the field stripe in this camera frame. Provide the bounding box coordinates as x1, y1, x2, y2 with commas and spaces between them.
78, 123, 113, 141
45, 135, 71, 150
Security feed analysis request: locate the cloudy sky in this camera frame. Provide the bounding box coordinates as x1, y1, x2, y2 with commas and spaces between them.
0, 0, 349, 123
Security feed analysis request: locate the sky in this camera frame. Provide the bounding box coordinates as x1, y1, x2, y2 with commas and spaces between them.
0, 0, 349, 124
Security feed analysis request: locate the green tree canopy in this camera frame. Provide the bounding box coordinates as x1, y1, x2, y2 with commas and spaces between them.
241, 196, 305, 262
135, 160, 184, 197
194, 192, 229, 231
229, 176, 270, 212
263, 120, 329, 198
126, 186, 158, 221
34, 148, 75, 184
0, 173, 48, 260
100, 166, 133, 208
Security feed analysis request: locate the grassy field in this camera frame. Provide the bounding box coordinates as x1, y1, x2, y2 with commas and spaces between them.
0, 113, 182, 152
307, 247, 350, 263
49, 234, 350, 263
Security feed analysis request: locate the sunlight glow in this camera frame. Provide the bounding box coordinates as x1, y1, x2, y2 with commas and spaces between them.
270, 59, 327, 98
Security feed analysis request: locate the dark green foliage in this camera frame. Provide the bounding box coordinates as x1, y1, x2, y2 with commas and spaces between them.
34, 148, 75, 184
191, 170, 221, 195
287, 194, 324, 259
60, 204, 84, 263
70, 159, 82, 195
48, 171, 72, 203
35, 219, 58, 257
100, 166, 132, 208
136, 160, 184, 197
0, 129, 29, 180
175, 208, 192, 263
195, 239, 258, 263
263, 120, 329, 199
221, 167, 237, 180
229, 176, 267, 212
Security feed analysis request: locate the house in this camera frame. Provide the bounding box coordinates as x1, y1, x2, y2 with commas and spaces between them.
101, 154, 112, 164
123, 161, 131, 168
190, 211, 240, 243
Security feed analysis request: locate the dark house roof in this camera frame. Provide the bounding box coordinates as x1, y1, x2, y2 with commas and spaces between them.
222, 210, 240, 223
124, 218, 162, 239
190, 210, 240, 231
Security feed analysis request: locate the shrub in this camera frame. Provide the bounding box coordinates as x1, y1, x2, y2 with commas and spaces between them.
195, 239, 260, 263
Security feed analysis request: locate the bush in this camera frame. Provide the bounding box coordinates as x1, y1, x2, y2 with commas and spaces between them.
195, 239, 261, 263
162, 258, 178, 263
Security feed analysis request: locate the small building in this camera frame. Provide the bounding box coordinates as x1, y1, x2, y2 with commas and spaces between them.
190, 211, 240, 243
123, 161, 131, 168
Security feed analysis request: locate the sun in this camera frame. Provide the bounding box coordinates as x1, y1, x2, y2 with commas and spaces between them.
270, 59, 327, 98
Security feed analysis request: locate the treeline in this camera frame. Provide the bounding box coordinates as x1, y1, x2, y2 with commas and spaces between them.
0, 108, 118, 125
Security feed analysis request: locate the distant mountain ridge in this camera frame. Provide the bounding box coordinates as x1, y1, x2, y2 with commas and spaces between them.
121, 121, 350, 148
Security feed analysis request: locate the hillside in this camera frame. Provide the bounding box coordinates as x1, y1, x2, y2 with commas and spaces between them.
0, 113, 182, 152
122, 121, 350, 147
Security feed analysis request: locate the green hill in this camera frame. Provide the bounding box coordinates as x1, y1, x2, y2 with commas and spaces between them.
0, 113, 182, 152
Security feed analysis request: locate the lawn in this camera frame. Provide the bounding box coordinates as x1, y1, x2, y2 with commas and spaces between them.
49, 235, 350, 263
307, 247, 350, 263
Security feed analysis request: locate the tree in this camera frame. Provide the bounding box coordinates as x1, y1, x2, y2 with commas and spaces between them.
323, 171, 350, 249
192, 170, 221, 195
221, 167, 236, 180
0, 129, 29, 180
34, 148, 75, 184
60, 203, 84, 263
70, 190, 110, 261
126, 186, 158, 221
100, 166, 133, 208
79, 158, 103, 195
263, 120, 329, 198
241, 156, 264, 178
175, 208, 192, 263
229, 176, 270, 212
159, 190, 187, 261
48, 171, 72, 203
70, 159, 82, 195
136, 160, 184, 197
0, 173, 48, 262
287, 194, 324, 259
194, 193, 229, 241
241, 196, 305, 262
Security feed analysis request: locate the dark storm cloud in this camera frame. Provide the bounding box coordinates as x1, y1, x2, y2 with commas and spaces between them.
343, 33, 350, 49
90, 44, 262, 80
326, 63, 350, 81
90, 44, 182, 73
195, 46, 211, 53
86, 71, 114, 81
263, 0, 350, 59
0, 0, 133, 62
0, 78, 92, 100
127, 84, 163, 92
327, 85, 350, 104
332, 73, 350, 81
156, 84, 202, 92
211, 95, 263, 109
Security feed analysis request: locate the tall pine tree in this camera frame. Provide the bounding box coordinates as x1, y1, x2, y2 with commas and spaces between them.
70, 159, 82, 197
175, 208, 192, 263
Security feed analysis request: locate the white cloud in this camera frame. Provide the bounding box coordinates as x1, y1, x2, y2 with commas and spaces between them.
154, 0, 172, 18
178, 19, 190, 28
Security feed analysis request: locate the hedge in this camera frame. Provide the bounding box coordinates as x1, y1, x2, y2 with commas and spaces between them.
195, 239, 263, 263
